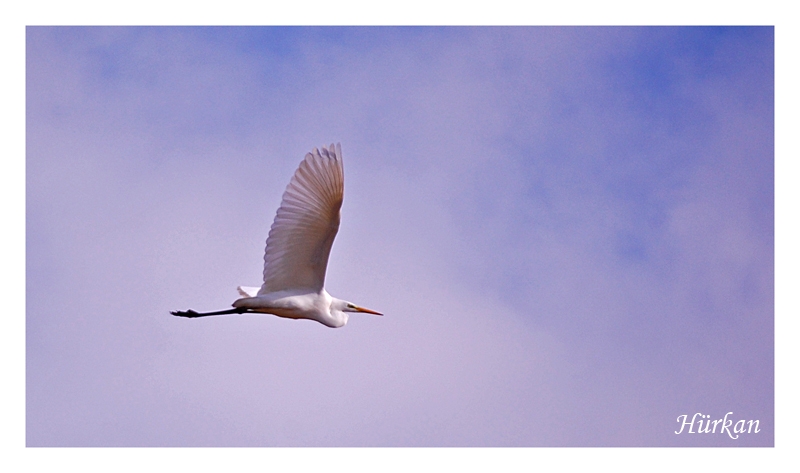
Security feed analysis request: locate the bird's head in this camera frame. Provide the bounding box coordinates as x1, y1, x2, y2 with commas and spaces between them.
333, 299, 383, 316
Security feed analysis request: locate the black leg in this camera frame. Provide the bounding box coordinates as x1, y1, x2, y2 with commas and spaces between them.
171, 307, 249, 318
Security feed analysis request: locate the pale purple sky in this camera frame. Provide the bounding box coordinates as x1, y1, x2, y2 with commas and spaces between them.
26, 26, 773, 446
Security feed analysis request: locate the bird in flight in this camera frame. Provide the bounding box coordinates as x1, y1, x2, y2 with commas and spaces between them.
171, 143, 382, 328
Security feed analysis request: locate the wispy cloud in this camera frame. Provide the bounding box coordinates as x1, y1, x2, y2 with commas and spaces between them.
27, 26, 772, 446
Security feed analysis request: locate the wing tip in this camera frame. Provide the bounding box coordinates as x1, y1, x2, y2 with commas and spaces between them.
305, 143, 343, 167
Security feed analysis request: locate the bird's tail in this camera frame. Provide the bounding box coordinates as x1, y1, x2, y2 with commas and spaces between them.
237, 286, 261, 298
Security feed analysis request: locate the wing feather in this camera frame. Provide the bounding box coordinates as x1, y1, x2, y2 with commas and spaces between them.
259, 143, 344, 294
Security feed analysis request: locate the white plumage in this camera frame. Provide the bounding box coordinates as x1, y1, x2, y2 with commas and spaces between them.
259, 143, 343, 295
172, 143, 382, 328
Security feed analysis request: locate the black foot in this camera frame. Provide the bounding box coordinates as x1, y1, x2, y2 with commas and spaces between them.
171, 310, 200, 318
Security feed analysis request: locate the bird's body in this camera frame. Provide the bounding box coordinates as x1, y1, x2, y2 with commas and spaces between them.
172, 143, 382, 328
233, 289, 345, 328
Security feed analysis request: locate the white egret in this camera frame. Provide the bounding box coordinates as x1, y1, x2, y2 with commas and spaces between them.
171, 143, 382, 328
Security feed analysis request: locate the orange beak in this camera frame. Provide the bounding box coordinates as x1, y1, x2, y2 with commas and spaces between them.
356, 306, 383, 316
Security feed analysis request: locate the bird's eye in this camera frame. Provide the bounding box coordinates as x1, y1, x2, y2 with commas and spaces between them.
347, 303, 356, 309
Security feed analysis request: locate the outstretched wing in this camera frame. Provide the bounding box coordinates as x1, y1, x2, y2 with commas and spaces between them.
259, 143, 344, 295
